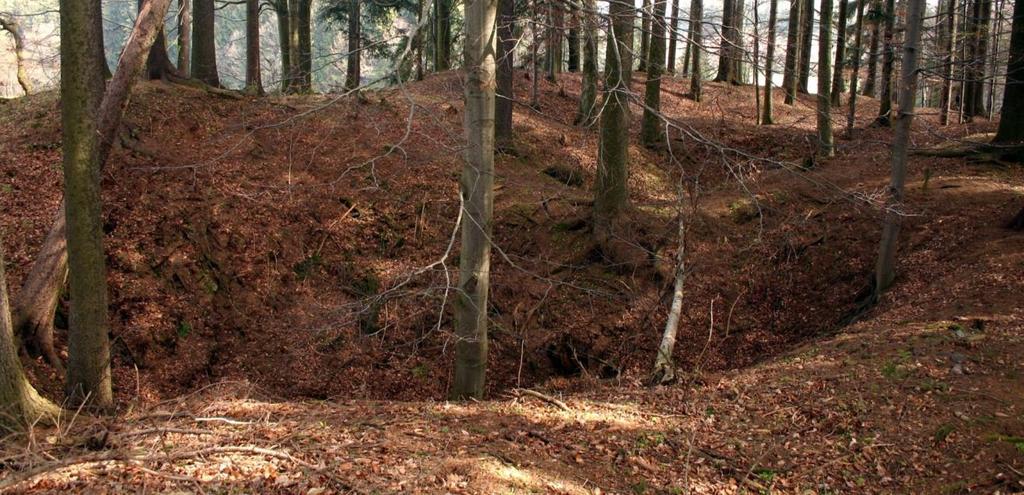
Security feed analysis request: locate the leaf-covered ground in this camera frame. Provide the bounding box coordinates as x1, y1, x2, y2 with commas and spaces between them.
1, 71, 1022, 492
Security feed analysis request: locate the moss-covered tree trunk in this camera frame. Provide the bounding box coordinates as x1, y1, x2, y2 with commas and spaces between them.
831, 0, 849, 105
993, 0, 1023, 144
875, 0, 924, 297
762, 0, 778, 123
817, 0, 835, 156
642, 0, 668, 147
594, 0, 633, 237
782, 0, 802, 103
0, 237, 59, 432
61, 0, 113, 410
191, 0, 219, 86
495, 0, 515, 148
875, 0, 895, 126
689, 0, 704, 100
798, 0, 813, 92
575, 0, 600, 125
452, 0, 497, 401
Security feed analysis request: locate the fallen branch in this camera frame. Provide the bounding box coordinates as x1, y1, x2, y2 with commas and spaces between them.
513, 389, 571, 412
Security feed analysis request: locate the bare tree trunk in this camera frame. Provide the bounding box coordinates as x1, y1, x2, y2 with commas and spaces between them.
782, 0, 801, 103
993, 0, 1022, 143
495, 0, 515, 148
0, 15, 32, 95
818, 0, 835, 156
649, 207, 686, 385
716, 0, 736, 81
667, 0, 681, 73
689, 0, 704, 100
0, 237, 59, 432
846, 0, 866, 136
798, 0, 813, 92
275, 1, 291, 91
831, 0, 849, 105
731, 0, 746, 82
137, 0, 176, 80
177, 0, 191, 77
762, 0, 778, 123
640, 0, 652, 71
987, 0, 1002, 120
642, 0, 668, 147
875, 0, 896, 125
346, 0, 361, 90
530, 0, 540, 108
245, 0, 263, 94
452, 0, 497, 401
191, 0, 219, 86
940, 0, 958, 125
297, 0, 313, 91
434, 0, 452, 70
864, 7, 880, 96
415, 0, 427, 80
12, 206, 67, 373
576, 0, 600, 125
568, 23, 580, 71
874, 0, 924, 298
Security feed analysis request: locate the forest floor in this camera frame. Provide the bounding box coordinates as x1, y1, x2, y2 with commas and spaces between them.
1, 71, 1023, 493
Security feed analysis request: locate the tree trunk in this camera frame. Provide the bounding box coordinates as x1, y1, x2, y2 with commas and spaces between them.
667, 0, 680, 73
818, 0, 835, 156
874, 0, 924, 298
346, 0, 361, 90
731, 0, 745, 82
640, 0, 652, 72
762, 0, 778, 123
297, 0, 313, 91
987, 0, 1002, 120
968, 0, 992, 119
495, 0, 515, 148
575, 0, 600, 125
177, 0, 191, 77
191, 0, 219, 86
452, 0, 497, 401
0, 237, 59, 432
138, 0, 176, 80
940, 0, 958, 125
12, 206, 67, 373
435, 0, 453, 70
649, 208, 686, 385
875, 0, 895, 125
993, 0, 1023, 143
831, 0, 849, 105
568, 25, 580, 72
275, 1, 291, 91
61, 0, 113, 410
782, 0, 802, 103
681, 17, 692, 77
864, 7, 880, 95
93, 0, 111, 79
546, 2, 564, 80
245, 0, 263, 94
0, 15, 32, 95
846, 0, 866, 136
415, 0, 427, 80
595, 0, 633, 237
689, 0, 704, 100
798, 0, 813, 92
642, 0, 668, 147
716, 0, 736, 81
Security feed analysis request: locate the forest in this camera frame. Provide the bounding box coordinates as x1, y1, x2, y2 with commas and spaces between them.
0, 0, 1022, 492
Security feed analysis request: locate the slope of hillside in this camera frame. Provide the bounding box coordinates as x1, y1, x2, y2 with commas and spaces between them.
1, 71, 1022, 492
